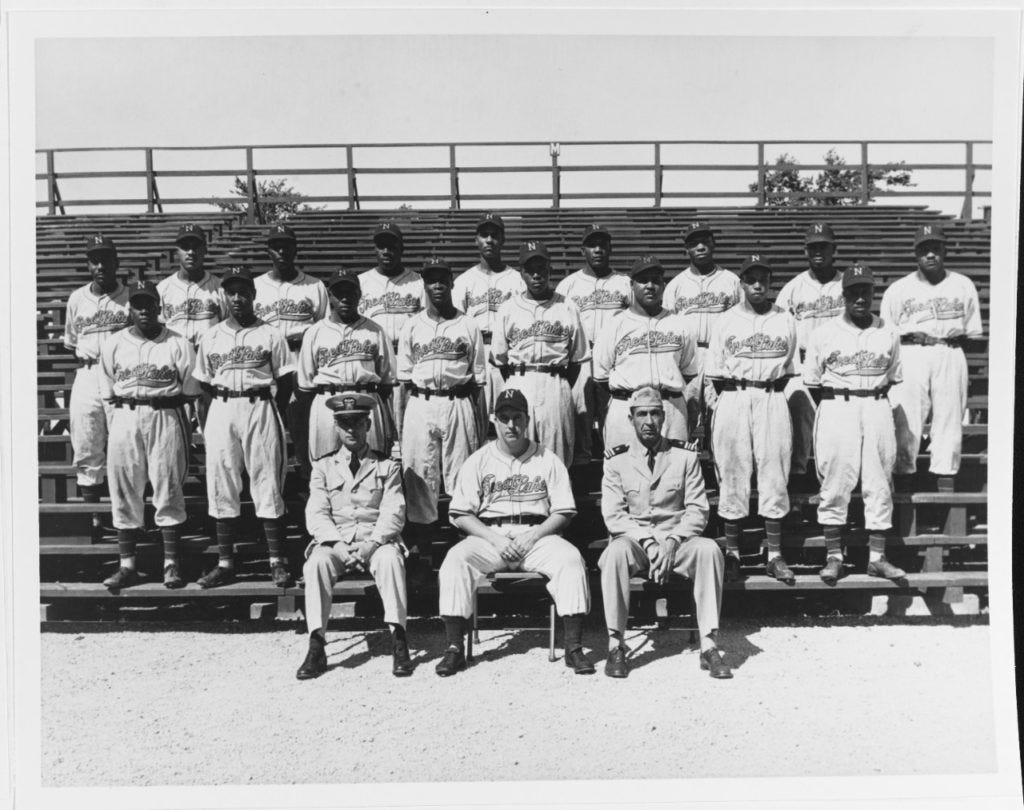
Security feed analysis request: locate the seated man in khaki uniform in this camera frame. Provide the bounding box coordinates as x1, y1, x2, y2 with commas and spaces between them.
599, 386, 732, 679
296, 393, 413, 680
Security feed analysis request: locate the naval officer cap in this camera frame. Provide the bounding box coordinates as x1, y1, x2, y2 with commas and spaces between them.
326, 392, 377, 418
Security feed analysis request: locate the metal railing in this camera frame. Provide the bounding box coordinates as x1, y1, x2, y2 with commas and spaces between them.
36, 139, 991, 221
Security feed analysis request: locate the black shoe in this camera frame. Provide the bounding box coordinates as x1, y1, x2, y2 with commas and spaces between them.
196, 565, 235, 589
766, 556, 796, 585
866, 556, 906, 580
604, 646, 629, 679
296, 643, 328, 680
435, 647, 466, 677
102, 567, 139, 591
819, 556, 843, 586
163, 563, 184, 589
270, 562, 294, 589
392, 639, 414, 677
699, 648, 734, 679
724, 553, 743, 583
564, 647, 596, 675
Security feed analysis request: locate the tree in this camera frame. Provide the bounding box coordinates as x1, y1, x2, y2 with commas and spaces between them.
213, 176, 324, 223
750, 148, 915, 206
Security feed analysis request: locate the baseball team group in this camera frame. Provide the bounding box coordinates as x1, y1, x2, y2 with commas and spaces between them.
59, 212, 983, 680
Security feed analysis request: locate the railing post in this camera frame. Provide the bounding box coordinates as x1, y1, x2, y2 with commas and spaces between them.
145, 149, 155, 213
245, 147, 258, 224
654, 143, 663, 208
756, 143, 766, 207
449, 144, 460, 210
46, 150, 56, 216
961, 141, 975, 220
860, 142, 870, 205
550, 143, 561, 209
346, 145, 358, 211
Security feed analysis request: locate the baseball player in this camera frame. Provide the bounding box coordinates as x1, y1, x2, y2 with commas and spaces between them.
452, 212, 526, 430
97, 281, 200, 590
296, 393, 412, 680
63, 235, 131, 541
156, 223, 227, 347
397, 258, 486, 527
600, 387, 731, 679
554, 224, 632, 464
192, 266, 295, 589
881, 224, 983, 490
592, 255, 698, 449
804, 262, 906, 584
297, 269, 396, 461
706, 256, 797, 584
254, 223, 329, 485
358, 221, 424, 452
775, 222, 845, 490
663, 221, 741, 441
435, 388, 594, 677
489, 241, 588, 467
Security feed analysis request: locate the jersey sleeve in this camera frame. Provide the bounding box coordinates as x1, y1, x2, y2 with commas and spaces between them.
97, 339, 116, 400
546, 453, 577, 516
178, 338, 202, 397
314, 281, 329, 322
802, 329, 824, 387
704, 316, 727, 378
296, 324, 318, 391
591, 316, 616, 381
468, 319, 487, 383
396, 319, 414, 382
677, 318, 697, 377
62, 293, 79, 351
886, 328, 904, 385
962, 276, 984, 338
879, 286, 899, 332
376, 324, 397, 385
269, 329, 295, 377
447, 451, 482, 517
783, 312, 798, 376
489, 304, 510, 366
775, 278, 795, 315
567, 303, 589, 364
192, 333, 212, 384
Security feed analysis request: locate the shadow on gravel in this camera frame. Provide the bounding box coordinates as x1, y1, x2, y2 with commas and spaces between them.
623, 626, 764, 673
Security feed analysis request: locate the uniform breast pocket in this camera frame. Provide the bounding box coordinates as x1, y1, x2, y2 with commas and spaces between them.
658, 474, 684, 494
624, 486, 649, 513
351, 478, 385, 510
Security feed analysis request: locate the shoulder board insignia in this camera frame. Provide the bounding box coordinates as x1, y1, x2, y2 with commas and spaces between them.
604, 444, 629, 459
668, 439, 700, 452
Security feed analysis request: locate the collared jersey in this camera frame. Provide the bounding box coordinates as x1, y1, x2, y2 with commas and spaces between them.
156, 270, 228, 346
449, 440, 576, 521
453, 263, 526, 337
803, 314, 903, 390
193, 318, 293, 391
253, 270, 329, 351
357, 268, 424, 345
554, 268, 632, 345
98, 326, 201, 400
664, 265, 741, 345
397, 310, 486, 389
490, 292, 589, 368
775, 270, 845, 352
297, 316, 395, 391
880, 270, 983, 339
592, 307, 697, 391
705, 301, 797, 382
63, 281, 132, 360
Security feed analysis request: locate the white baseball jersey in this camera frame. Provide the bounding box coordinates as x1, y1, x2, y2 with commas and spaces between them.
554, 268, 632, 345
592, 307, 697, 391
705, 302, 797, 382
63, 282, 132, 360
357, 268, 424, 346
664, 266, 741, 346
99, 326, 201, 401
397, 311, 486, 389
453, 263, 525, 337
489, 293, 589, 369
156, 271, 228, 346
775, 270, 845, 354
193, 318, 294, 390
803, 314, 903, 391
253, 270, 329, 357
448, 440, 576, 521
880, 270, 983, 339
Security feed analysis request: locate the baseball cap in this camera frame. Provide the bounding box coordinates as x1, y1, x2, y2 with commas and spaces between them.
842, 261, 876, 288
683, 221, 714, 243
85, 234, 117, 256
629, 255, 663, 278
326, 269, 361, 293
372, 221, 404, 243
739, 254, 772, 277
175, 223, 207, 246
266, 223, 297, 244
581, 223, 611, 244
494, 388, 529, 415
914, 223, 947, 247
417, 257, 452, 275
127, 279, 160, 304
476, 212, 505, 233
519, 241, 549, 265
628, 386, 664, 411
220, 266, 255, 289
326, 392, 377, 417
805, 222, 836, 245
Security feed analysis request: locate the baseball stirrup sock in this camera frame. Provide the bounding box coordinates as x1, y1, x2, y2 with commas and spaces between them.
724, 521, 741, 556
116, 529, 137, 566
215, 519, 236, 568
765, 519, 783, 555
161, 524, 182, 562
562, 614, 585, 650
81, 485, 101, 504
822, 525, 843, 558
442, 616, 468, 650
262, 517, 285, 562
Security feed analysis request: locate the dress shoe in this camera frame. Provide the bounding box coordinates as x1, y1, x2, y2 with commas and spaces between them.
724, 553, 743, 583
604, 646, 629, 679
766, 556, 796, 584
564, 647, 596, 675
435, 647, 467, 677
819, 556, 843, 586
270, 562, 294, 589
296, 643, 328, 680
102, 567, 139, 591
392, 639, 414, 677
163, 563, 184, 589
699, 648, 734, 679
866, 556, 906, 580
196, 565, 235, 589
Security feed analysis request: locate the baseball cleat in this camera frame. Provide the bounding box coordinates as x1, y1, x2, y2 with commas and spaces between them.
196, 565, 235, 589
564, 647, 596, 675
102, 567, 139, 591
819, 556, 843, 586
699, 648, 734, 679
270, 562, 294, 589
296, 644, 328, 680
604, 646, 629, 679
766, 556, 796, 585
866, 556, 906, 581
392, 640, 414, 677
435, 647, 467, 677
163, 563, 184, 589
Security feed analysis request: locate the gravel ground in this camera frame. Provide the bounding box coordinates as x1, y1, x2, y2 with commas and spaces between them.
41, 617, 996, 786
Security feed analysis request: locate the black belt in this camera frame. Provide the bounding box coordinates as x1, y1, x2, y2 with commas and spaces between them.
111, 395, 189, 410
391, 339, 399, 353
481, 515, 546, 526
799, 349, 806, 363
77, 358, 98, 368
212, 387, 273, 402
316, 383, 382, 395
481, 330, 493, 345
507, 363, 569, 378
900, 335, 965, 347
718, 378, 788, 393
696, 341, 710, 349
406, 382, 477, 400
820, 385, 891, 400
610, 388, 683, 401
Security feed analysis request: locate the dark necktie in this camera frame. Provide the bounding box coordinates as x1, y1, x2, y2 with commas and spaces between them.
647, 449, 656, 472
349, 453, 360, 477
